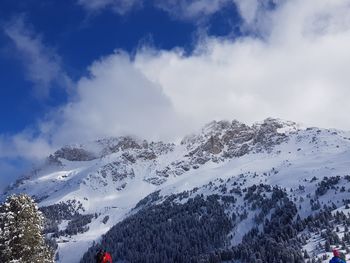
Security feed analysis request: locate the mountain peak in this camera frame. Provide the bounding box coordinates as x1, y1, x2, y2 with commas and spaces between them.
181, 118, 301, 161
3, 117, 350, 263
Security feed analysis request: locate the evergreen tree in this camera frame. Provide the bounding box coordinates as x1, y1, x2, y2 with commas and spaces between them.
324, 240, 331, 252
0, 194, 54, 263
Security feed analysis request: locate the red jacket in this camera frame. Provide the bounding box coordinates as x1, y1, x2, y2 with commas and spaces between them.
102, 252, 112, 263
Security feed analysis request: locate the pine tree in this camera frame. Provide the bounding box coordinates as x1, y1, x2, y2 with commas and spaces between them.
0, 194, 54, 263
324, 240, 331, 252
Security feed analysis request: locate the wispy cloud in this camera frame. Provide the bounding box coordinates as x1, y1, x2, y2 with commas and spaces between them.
77, 0, 141, 15
153, 0, 229, 21
77, 0, 230, 20
0, 130, 53, 193
76, 0, 283, 27
3, 16, 72, 99
0, 132, 53, 160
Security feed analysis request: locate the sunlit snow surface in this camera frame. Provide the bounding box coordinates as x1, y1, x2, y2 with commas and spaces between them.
4, 126, 350, 263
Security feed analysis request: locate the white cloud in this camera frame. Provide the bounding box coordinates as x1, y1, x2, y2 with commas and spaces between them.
133, 0, 350, 130
0, 132, 53, 160
43, 51, 185, 145
0, 130, 52, 193
3, 17, 72, 98
232, 0, 259, 24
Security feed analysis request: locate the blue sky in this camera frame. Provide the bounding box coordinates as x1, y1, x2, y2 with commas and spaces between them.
1, 0, 350, 192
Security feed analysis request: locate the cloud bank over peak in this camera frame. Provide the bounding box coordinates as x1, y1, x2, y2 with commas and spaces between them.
133, 0, 350, 131
49, 51, 183, 145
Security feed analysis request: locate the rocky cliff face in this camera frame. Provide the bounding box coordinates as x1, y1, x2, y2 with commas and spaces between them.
181, 118, 297, 168
4, 118, 301, 195
37, 118, 299, 190
48, 146, 97, 165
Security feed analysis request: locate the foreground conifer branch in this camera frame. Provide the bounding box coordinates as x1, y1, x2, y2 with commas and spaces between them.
0, 194, 54, 263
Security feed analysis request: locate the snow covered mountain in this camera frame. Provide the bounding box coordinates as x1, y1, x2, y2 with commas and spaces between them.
3, 118, 350, 262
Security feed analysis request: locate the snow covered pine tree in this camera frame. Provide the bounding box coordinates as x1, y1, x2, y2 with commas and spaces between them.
0, 194, 54, 263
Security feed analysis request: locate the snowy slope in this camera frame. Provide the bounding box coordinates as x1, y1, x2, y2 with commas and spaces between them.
3, 118, 350, 263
